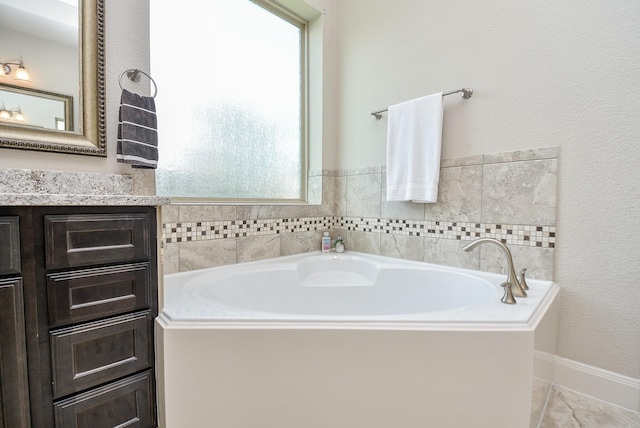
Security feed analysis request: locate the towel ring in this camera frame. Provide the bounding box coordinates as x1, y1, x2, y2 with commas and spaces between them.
118, 68, 158, 98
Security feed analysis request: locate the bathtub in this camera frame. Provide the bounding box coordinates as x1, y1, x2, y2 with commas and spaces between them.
156, 251, 559, 428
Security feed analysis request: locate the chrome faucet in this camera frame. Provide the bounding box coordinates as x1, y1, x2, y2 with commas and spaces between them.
462, 237, 528, 299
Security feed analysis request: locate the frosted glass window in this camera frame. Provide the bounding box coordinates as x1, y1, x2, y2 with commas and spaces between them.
151, 0, 306, 201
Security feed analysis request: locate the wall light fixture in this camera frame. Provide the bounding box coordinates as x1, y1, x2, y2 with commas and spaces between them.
0, 103, 25, 121
0, 56, 32, 83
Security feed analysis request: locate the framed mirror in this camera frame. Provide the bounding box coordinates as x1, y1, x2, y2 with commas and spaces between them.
0, 0, 106, 156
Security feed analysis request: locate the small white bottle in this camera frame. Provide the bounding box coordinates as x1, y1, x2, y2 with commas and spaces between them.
321, 231, 331, 253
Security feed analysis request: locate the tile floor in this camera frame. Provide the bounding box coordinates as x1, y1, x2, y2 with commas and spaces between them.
533, 384, 640, 428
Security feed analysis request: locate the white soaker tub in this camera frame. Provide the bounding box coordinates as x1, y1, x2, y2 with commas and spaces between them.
157, 251, 559, 428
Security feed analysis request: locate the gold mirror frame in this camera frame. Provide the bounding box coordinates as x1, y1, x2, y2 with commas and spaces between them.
0, 0, 106, 156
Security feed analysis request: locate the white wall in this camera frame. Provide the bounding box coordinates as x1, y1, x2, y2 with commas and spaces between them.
335, 0, 640, 379
0, 0, 152, 174
305, 0, 338, 171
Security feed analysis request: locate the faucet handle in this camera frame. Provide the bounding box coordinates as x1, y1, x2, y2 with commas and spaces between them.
519, 268, 530, 291
500, 282, 517, 305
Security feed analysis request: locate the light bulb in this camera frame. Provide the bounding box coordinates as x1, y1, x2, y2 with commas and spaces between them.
14, 65, 31, 82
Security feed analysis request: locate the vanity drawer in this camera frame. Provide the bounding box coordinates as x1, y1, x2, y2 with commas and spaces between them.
50, 311, 153, 399
0, 216, 21, 276
54, 370, 155, 428
44, 213, 151, 269
47, 262, 152, 328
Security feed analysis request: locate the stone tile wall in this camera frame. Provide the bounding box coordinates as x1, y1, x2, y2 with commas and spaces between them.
160, 172, 336, 274
162, 147, 558, 280
334, 147, 558, 279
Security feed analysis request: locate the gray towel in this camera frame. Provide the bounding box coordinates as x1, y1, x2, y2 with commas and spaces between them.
117, 89, 158, 168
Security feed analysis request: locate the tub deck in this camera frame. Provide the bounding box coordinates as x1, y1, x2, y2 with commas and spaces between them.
161, 251, 557, 326
157, 251, 559, 427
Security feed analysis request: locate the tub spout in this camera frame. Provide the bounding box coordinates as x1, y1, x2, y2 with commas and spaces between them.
462, 238, 527, 298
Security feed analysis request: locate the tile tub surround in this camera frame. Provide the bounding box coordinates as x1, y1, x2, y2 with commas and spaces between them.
162, 216, 554, 276
161, 147, 557, 277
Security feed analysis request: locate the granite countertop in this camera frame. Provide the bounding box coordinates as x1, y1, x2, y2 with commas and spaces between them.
0, 169, 171, 206
0, 193, 171, 206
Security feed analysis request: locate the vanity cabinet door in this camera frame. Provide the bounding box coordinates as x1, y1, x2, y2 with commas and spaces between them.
0, 278, 31, 428
0, 217, 21, 275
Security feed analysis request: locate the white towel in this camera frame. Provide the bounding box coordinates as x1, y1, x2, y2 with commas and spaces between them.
386, 92, 443, 203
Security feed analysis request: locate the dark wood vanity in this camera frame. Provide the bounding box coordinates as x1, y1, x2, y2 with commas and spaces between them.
0, 205, 158, 428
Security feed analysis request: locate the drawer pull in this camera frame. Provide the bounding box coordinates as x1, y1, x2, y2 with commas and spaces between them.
74, 356, 137, 380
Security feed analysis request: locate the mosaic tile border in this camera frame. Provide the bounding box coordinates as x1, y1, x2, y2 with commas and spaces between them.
163, 216, 555, 248
163, 217, 333, 243
336, 217, 555, 248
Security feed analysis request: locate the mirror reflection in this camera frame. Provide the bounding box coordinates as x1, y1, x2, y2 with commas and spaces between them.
0, 0, 80, 132
0, 84, 73, 130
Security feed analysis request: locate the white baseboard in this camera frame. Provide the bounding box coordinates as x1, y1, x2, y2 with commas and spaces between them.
534, 351, 640, 412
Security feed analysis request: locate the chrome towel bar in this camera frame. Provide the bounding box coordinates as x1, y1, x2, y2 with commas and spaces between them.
371, 87, 473, 119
